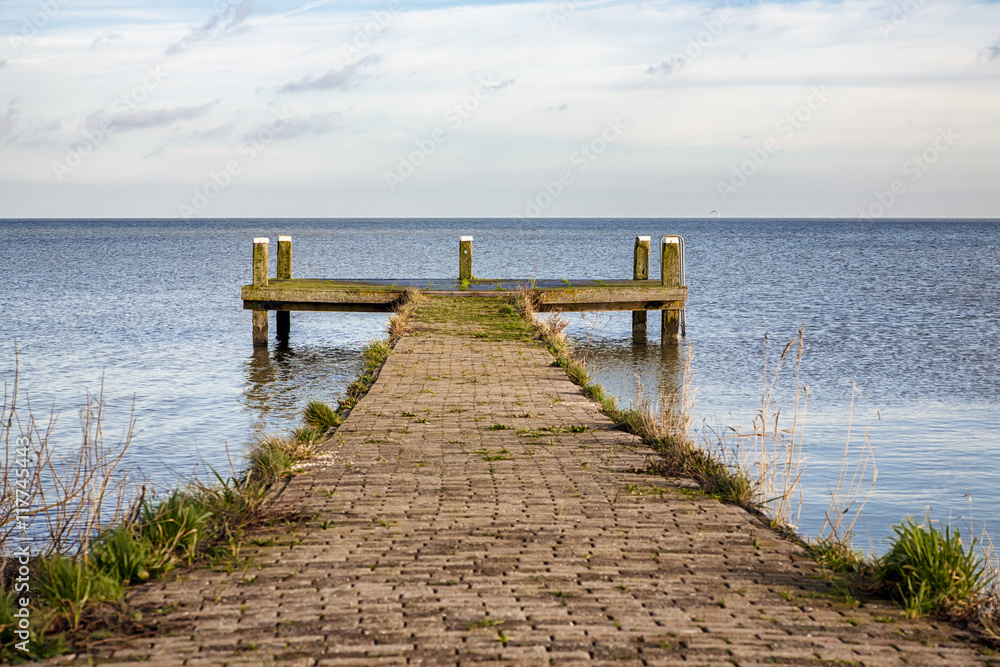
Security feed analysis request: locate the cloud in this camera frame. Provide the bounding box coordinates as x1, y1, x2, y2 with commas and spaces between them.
90, 33, 122, 49
85, 101, 219, 133
0, 107, 16, 138
143, 121, 237, 158
0, 60, 6, 68
984, 38, 1000, 61
646, 57, 686, 76
271, 112, 342, 140
188, 121, 237, 140
482, 78, 515, 94
276, 54, 379, 93
165, 0, 255, 56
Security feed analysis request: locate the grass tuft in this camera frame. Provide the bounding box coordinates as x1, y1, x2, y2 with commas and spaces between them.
246, 434, 316, 485
90, 525, 151, 585
879, 517, 988, 620
303, 400, 341, 432
1, 587, 66, 662
387, 288, 423, 341
34, 556, 122, 630
137, 491, 211, 571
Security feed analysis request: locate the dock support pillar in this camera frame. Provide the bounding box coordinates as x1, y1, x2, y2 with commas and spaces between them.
252, 237, 269, 347
661, 236, 681, 345
632, 236, 650, 343
276, 235, 291, 340
459, 236, 473, 281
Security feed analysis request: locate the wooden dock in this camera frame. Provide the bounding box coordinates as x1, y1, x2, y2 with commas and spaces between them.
241, 235, 688, 346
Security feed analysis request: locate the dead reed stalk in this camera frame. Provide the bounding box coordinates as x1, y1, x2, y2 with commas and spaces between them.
818, 381, 879, 546
704, 328, 809, 528
1, 353, 139, 564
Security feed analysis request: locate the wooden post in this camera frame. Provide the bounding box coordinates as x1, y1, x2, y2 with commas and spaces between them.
277, 236, 292, 279
252, 237, 269, 347
632, 236, 650, 342
276, 236, 291, 340
459, 236, 473, 281
253, 237, 269, 287
661, 236, 681, 345
253, 310, 268, 347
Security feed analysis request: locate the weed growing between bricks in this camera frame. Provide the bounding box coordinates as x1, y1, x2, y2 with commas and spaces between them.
0, 290, 423, 661
511, 286, 1000, 643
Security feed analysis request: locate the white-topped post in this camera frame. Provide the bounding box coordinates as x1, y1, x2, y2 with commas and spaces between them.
459, 236, 473, 281
661, 236, 681, 345
253, 237, 269, 287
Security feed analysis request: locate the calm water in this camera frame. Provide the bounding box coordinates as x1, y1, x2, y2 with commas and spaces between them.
1, 218, 997, 552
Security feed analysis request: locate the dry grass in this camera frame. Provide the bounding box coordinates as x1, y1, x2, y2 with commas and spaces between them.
387, 288, 423, 341
630, 353, 697, 452
629, 349, 754, 505
818, 381, 879, 546
1, 353, 140, 563
514, 286, 569, 356
245, 434, 317, 485
959, 500, 1000, 636
710, 328, 809, 529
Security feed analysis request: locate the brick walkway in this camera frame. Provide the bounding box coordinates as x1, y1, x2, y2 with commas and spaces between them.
62, 300, 992, 665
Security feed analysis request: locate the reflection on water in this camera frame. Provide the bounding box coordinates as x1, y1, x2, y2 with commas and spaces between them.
244, 348, 280, 423
241, 337, 368, 436
579, 326, 694, 410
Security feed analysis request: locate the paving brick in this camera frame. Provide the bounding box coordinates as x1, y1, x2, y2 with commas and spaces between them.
55, 299, 992, 665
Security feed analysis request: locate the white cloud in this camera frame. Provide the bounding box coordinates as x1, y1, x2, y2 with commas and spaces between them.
1, 0, 998, 217
275, 54, 380, 93
164, 0, 256, 56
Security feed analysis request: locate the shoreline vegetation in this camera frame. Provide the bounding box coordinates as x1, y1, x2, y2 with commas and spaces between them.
509, 287, 999, 645
2, 289, 997, 660
0, 290, 424, 662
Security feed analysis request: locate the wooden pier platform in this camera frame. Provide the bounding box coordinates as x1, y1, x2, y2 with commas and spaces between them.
241, 278, 685, 313
241, 236, 688, 346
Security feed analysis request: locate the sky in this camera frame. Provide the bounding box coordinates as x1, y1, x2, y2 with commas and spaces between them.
1, 0, 998, 219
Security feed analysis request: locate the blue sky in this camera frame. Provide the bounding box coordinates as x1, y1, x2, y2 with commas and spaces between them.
1, 0, 998, 218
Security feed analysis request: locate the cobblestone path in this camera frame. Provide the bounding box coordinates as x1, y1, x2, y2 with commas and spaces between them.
61, 299, 992, 665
